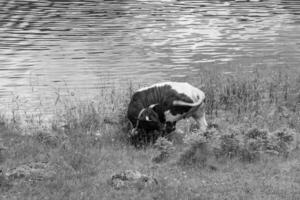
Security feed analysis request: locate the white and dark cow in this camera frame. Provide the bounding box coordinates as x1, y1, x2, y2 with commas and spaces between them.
127, 82, 208, 143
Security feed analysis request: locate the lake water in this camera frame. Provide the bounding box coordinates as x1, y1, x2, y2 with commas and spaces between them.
0, 0, 300, 114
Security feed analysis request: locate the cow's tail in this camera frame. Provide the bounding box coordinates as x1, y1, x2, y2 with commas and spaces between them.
173, 95, 204, 107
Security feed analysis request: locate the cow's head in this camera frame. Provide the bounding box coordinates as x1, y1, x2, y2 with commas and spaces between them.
135, 104, 164, 131
139, 104, 160, 122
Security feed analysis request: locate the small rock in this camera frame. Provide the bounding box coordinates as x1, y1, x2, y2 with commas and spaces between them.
0, 169, 12, 191
6, 162, 56, 181
110, 170, 157, 190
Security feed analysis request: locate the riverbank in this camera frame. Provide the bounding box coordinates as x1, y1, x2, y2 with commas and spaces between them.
0, 68, 300, 199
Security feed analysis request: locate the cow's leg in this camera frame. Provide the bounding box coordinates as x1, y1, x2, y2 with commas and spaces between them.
165, 121, 176, 134
192, 104, 208, 132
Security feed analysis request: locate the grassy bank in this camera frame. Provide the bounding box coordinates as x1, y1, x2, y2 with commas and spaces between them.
0, 68, 300, 200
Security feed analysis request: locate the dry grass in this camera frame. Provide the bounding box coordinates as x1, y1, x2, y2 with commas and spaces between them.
0, 68, 300, 200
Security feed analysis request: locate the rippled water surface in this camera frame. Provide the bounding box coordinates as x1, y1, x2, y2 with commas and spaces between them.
1, 0, 300, 113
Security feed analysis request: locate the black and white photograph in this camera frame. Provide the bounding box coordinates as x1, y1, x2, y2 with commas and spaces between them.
0, 0, 299, 199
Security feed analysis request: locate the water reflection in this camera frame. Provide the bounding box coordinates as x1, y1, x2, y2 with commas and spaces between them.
0, 0, 299, 113
281, 0, 300, 17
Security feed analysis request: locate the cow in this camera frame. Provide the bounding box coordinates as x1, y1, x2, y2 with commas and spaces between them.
127, 82, 208, 144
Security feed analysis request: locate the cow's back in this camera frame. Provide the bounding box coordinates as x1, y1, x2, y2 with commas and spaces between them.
141, 82, 204, 103
161, 82, 204, 103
